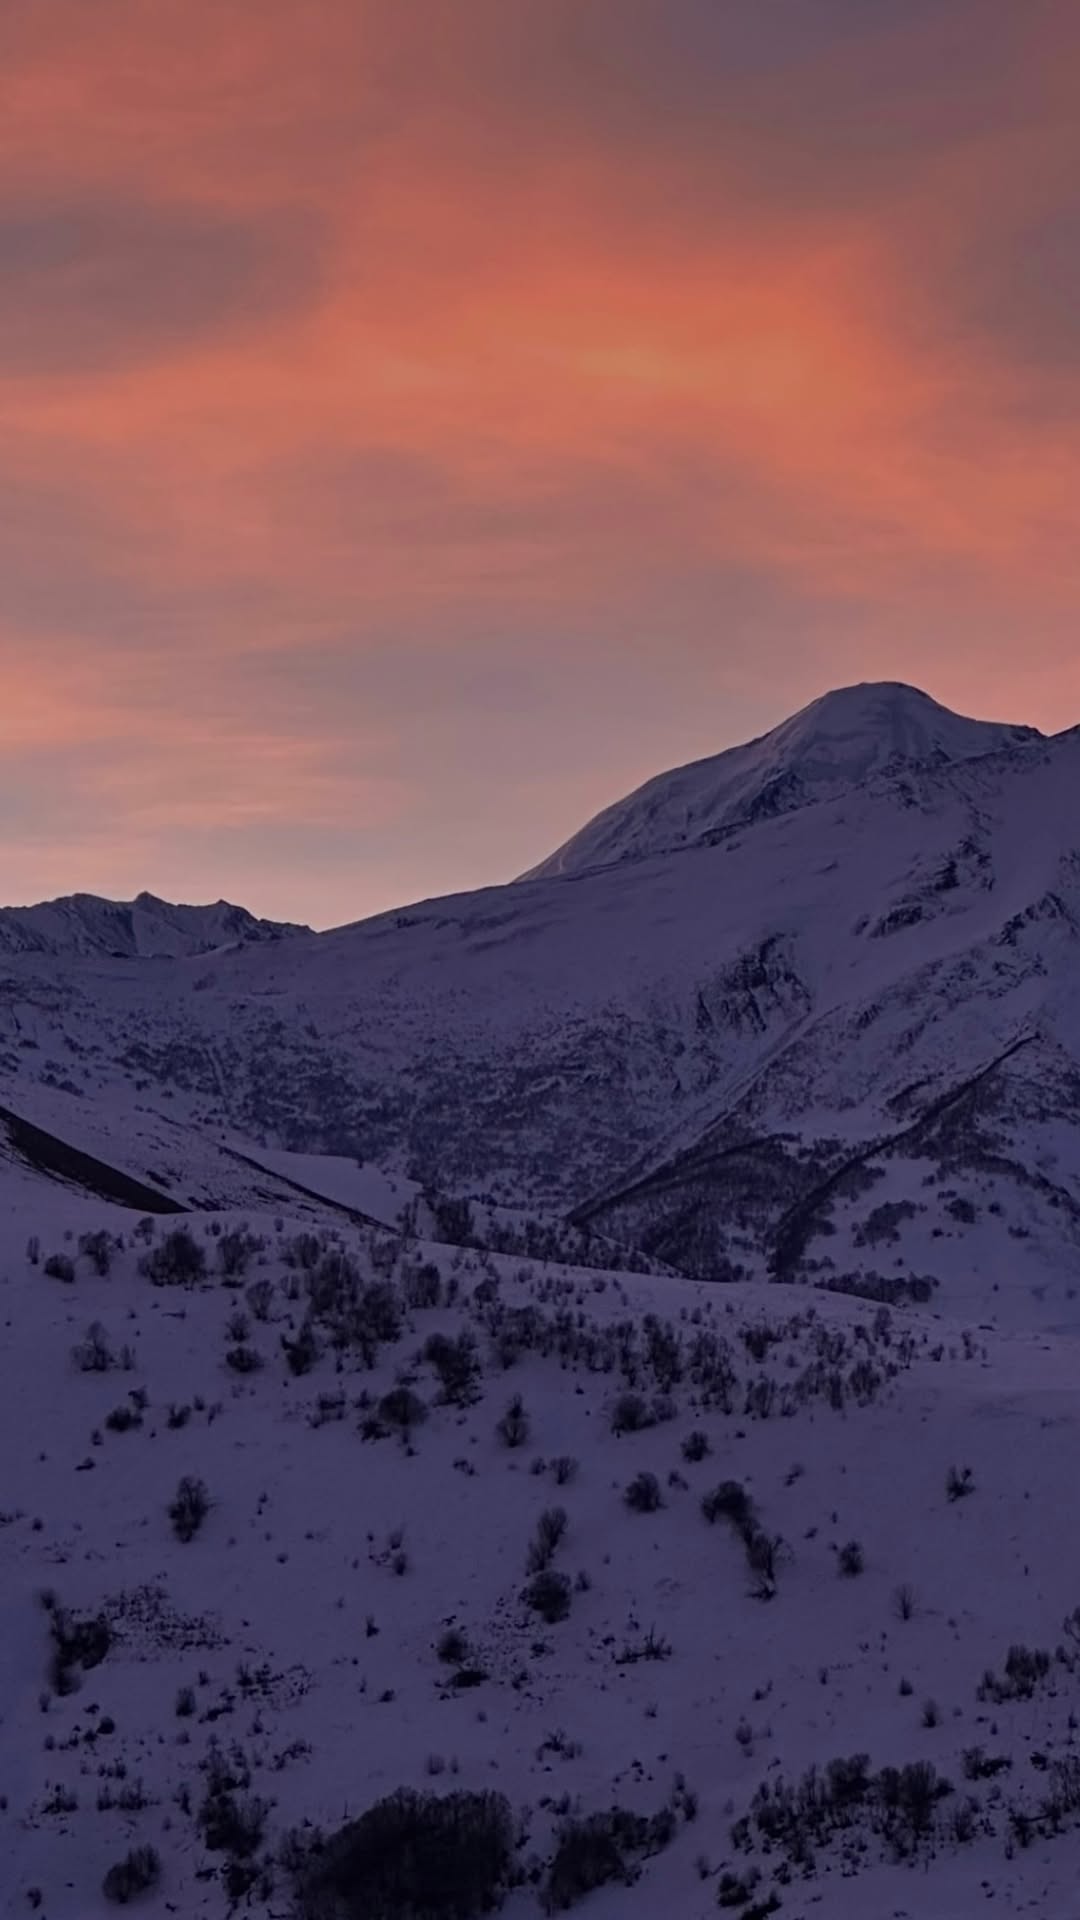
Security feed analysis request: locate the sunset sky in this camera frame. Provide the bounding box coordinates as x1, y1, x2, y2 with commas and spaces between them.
3, 0, 1079, 926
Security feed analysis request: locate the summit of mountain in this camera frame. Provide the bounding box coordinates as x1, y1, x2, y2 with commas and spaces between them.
521, 681, 1044, 880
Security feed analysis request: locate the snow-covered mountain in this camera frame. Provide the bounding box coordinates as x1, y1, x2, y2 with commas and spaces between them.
0, 680, 1077, 1310
0, 889, 308, 959
2, 683, 1077, 1320
8, 681, 1080, 1919
521, 682, 1043, 879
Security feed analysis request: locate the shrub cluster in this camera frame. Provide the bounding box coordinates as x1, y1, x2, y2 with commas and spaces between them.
425, 1332, 482, 1407
977, 1644, 1054, 1704
543, 1788, 693, 1912
524, 1570, 572, 1624
140, 1228, 207, 1287
47, 1602, 112, 1695
732, 1753, 954, 1870
79, 1229, 114, 1276
378, 1386, 428, 1435
197, 1741, 268, 1861
291, 1787, 514, 1919
522, 1505, 573, 1622
72, 1320, 122, 1373
624, 1471, 663, 1514
701, 1481, 782, 1598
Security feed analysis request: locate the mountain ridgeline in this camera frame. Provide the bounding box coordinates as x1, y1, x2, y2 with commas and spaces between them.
0, 889, 308, 959
519, 681, 1043, 879
2, 681, 1078, 1318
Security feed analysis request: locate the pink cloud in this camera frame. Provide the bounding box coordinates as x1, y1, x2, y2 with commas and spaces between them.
0, 2, 1078, 922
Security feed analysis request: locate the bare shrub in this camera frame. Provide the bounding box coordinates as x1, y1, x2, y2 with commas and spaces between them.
225, 1344, 263, 1374
79, 1230, 113, 1276
198, 1750, 268, 1860
102, 1845, 161, 1904
837, 1540, 864, 1578
701, 1481, 756, 1531
378, 1386, 428, 1434
49, 1607, 111, 1695
403, 1261, 442, 1310
282, 1321, 320, 1376
105, 1402, 142, 1434
246, 1277, 275, 1321
611, 1392, 651, 1435
72, 1321, 117, 1373
219, 1228, 262, 1278
141, 1228, 207, 1287
436, 1628, 470, 1666
978, 1644, 1052, 1704
524, 1569, 572, 1624
624, 1471, 663, 1514
526, 1507, 568, 1575
169, 1475, 210, 1543
496, 1394, 530, 1449
424, 1332, 482, 1407
745, 1530, 781, 1598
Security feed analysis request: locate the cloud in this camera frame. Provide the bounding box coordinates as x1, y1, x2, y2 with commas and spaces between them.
0, 195, 324, 373
0, 0, 1078, 923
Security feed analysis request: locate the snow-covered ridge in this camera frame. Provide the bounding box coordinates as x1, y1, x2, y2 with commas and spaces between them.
0, 889, 309, 959
520, 681, 1044, 881
1, 679, 1077, 1318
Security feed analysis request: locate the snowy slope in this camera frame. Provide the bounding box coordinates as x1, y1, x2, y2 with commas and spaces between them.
0, 1082, 390, 1225
0, 890, 309, 959
5, 1198, 1080, 1918
521, 682, 1042, 880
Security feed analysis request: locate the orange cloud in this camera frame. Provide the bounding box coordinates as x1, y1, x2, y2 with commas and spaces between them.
1, 1, 1079, 920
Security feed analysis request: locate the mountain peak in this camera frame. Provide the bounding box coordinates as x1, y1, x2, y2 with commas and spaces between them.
754, 681, 1039, 784
522, 682, 1043, 881
0, 891, 311, 960
793, 680, 946, 730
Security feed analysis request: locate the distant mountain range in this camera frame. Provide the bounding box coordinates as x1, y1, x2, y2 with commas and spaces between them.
0, 889, 308, 959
